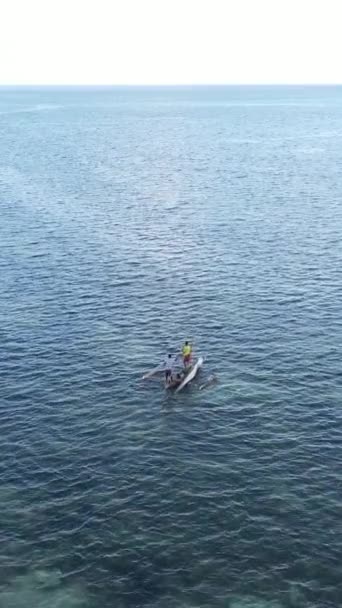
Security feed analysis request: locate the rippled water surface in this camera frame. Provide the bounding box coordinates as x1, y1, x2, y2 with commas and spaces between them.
0, 86, 341, 608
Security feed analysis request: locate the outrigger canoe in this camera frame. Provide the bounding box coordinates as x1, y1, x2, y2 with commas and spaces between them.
143, 357, 204, 392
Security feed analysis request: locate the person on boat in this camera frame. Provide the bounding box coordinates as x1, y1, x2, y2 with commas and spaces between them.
167, 370, 185, 388
164, 353, 177, 380
182, 341, 192, 367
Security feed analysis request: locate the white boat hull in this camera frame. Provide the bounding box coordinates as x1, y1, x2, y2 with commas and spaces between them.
175, 357, 204, 393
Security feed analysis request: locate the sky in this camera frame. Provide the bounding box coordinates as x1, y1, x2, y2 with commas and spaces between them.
0, 0, 341, 85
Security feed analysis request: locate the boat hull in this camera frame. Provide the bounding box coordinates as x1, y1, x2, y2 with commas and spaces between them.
175, 357, 204, 393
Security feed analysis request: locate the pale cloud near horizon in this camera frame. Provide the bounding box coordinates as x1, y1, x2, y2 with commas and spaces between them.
0, 0, 341, 85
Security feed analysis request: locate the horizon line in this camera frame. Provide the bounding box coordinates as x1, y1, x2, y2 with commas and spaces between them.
0, 83, 342, 88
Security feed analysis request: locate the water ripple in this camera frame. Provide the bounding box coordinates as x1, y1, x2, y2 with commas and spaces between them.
0, 86, 342, 608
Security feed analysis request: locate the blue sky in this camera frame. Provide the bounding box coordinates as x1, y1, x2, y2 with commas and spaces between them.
1, 0, 341, 85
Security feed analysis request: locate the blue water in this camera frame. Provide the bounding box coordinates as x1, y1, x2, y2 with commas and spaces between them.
0, 86, 341, 608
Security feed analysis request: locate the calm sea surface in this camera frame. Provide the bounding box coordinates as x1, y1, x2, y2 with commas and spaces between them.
0, 86, 341, 608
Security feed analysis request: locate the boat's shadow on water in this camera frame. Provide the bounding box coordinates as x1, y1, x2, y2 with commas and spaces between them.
160, 382, 212, 411
161, 370, 220, 407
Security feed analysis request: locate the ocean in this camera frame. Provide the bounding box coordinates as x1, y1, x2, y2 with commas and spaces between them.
0, 86, 341, 608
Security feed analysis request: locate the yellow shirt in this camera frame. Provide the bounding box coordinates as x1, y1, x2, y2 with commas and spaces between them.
182, 344, 192, 356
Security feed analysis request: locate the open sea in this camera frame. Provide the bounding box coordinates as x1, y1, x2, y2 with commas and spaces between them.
0, 85, 341, 608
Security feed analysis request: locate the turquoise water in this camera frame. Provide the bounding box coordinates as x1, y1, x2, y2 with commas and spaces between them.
0, 86, 341, 608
